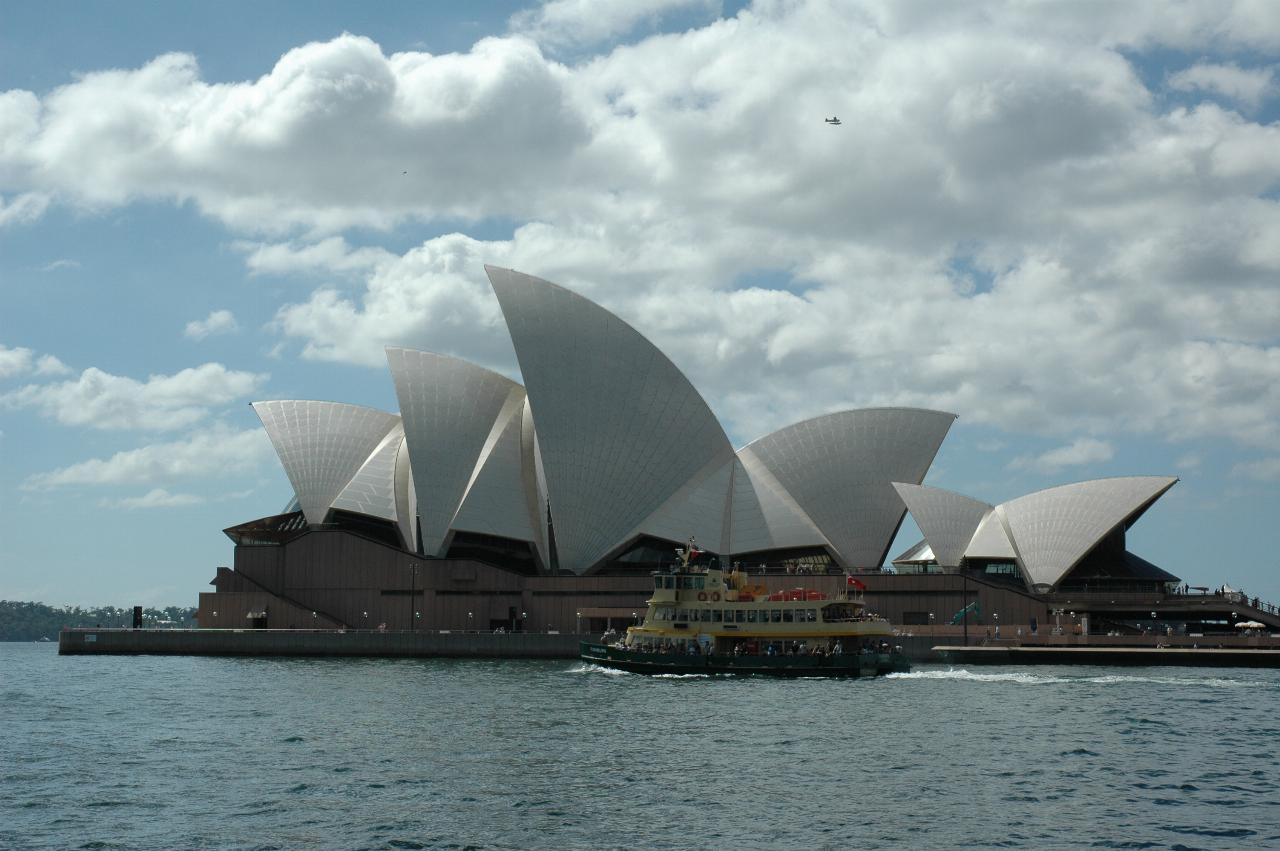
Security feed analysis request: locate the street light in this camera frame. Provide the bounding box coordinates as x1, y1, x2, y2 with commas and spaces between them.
929, 612, 935, 640
632, 611, 638, 626
521, 611, 527, 632
576, 611, 582, 634
468, 611, 474, 631
993, 612, 999, 638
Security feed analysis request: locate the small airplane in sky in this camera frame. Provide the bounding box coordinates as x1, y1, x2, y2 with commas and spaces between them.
824, 116, 842, 125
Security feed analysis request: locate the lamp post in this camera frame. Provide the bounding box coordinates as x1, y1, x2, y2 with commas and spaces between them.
576, 611, 582, 634
1070, 611, 1076, 636
994, 612, 999, 639
632, 611, 638, 626
468, 611, 474, 632
929, 612, 935, 641
521, 611, 527, 633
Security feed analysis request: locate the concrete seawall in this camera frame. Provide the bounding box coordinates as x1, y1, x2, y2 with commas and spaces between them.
935, 644, 1280, 668
59, 628, 583, 658
64, 629, 1278, 667
59, 628, 955, 662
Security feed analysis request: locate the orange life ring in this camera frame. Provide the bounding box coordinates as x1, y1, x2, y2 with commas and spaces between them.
711, 591, 721, 602
697, 591, 708, 602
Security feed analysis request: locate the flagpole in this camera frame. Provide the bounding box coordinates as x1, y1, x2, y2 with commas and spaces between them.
962, 570, 969, 647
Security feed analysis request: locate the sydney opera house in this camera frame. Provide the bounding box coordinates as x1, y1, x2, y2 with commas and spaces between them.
199, 266, 1271, 638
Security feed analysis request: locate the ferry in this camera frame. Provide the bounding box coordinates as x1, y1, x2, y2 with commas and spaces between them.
580, 542, 910, 677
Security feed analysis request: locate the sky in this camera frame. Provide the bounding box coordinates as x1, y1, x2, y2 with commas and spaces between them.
2, 0, 1278, 608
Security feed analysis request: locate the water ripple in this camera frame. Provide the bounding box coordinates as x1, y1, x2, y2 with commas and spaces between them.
4, 646, 1279, 850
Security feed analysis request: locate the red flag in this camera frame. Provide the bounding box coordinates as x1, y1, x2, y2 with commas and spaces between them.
846, 576, 866, 590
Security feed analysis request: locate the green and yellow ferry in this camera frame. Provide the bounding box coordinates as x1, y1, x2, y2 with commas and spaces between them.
580, 547, 910, 677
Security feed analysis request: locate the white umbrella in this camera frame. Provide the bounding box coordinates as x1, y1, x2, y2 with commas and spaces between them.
1235, 620, 1265, 629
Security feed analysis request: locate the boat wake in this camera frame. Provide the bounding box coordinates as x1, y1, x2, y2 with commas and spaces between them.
888, 668, 1261, 688
566, 662, 632, 676
889, 669, 1069, 685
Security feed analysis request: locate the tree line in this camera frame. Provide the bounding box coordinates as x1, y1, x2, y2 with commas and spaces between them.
0, 600, 198, 641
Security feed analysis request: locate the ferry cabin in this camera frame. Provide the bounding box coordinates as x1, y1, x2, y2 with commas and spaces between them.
621, 565, 896, 656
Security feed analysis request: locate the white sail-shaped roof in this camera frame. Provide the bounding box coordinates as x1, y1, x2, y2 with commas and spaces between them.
519, 398, 550, 568
965, 509, 1016, 560
729, 452, 831, 555
891, 538, 935, 565
892, 483, 992, 569
387, 347, 528, 557
393, 434, 417, 550
995, 476, 1178, 589
628, 456, 735, 555
252, 400, 401, 527
740, 408, 957, 567
486, 265, 736, 573
449, 389, 539, 544
332, 421, 404, 520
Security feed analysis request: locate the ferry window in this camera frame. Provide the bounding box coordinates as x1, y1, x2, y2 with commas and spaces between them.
735, 610, 746, 623
701, 609, 712, 622
712, 609, 721, 622
806, 609, 816, 622
694, 576, 705, 590
782, 609, 793, 623
747, 610, 758, 623
771, 610, 782, 623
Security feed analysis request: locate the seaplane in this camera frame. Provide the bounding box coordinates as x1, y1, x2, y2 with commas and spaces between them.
824, 116, 842, 125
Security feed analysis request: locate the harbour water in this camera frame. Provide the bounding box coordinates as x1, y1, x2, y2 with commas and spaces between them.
3, 642, 1278, 850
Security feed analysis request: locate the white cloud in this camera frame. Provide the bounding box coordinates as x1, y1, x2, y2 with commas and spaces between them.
1, 362, 267, 430
2, 36, 589, 233
510, 0, 718, 49
0, 192, 49, 226
0, 345, 35, 378
35, 354, 71, 375
2, 3, 1279, 453
23, 424, 274, 489
39, 258, 80, 272
98, 488, 206, 510
1009, 438, 1115, 474
184, 309, 239, 340
1231, 457, 1280, 481
272, 232, 515, 368
236, 236, 393, 276
1169, 62, 1275, 110
0, 345, 71, 379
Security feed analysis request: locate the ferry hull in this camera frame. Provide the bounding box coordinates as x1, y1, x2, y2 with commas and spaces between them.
580, 642, 910, 677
